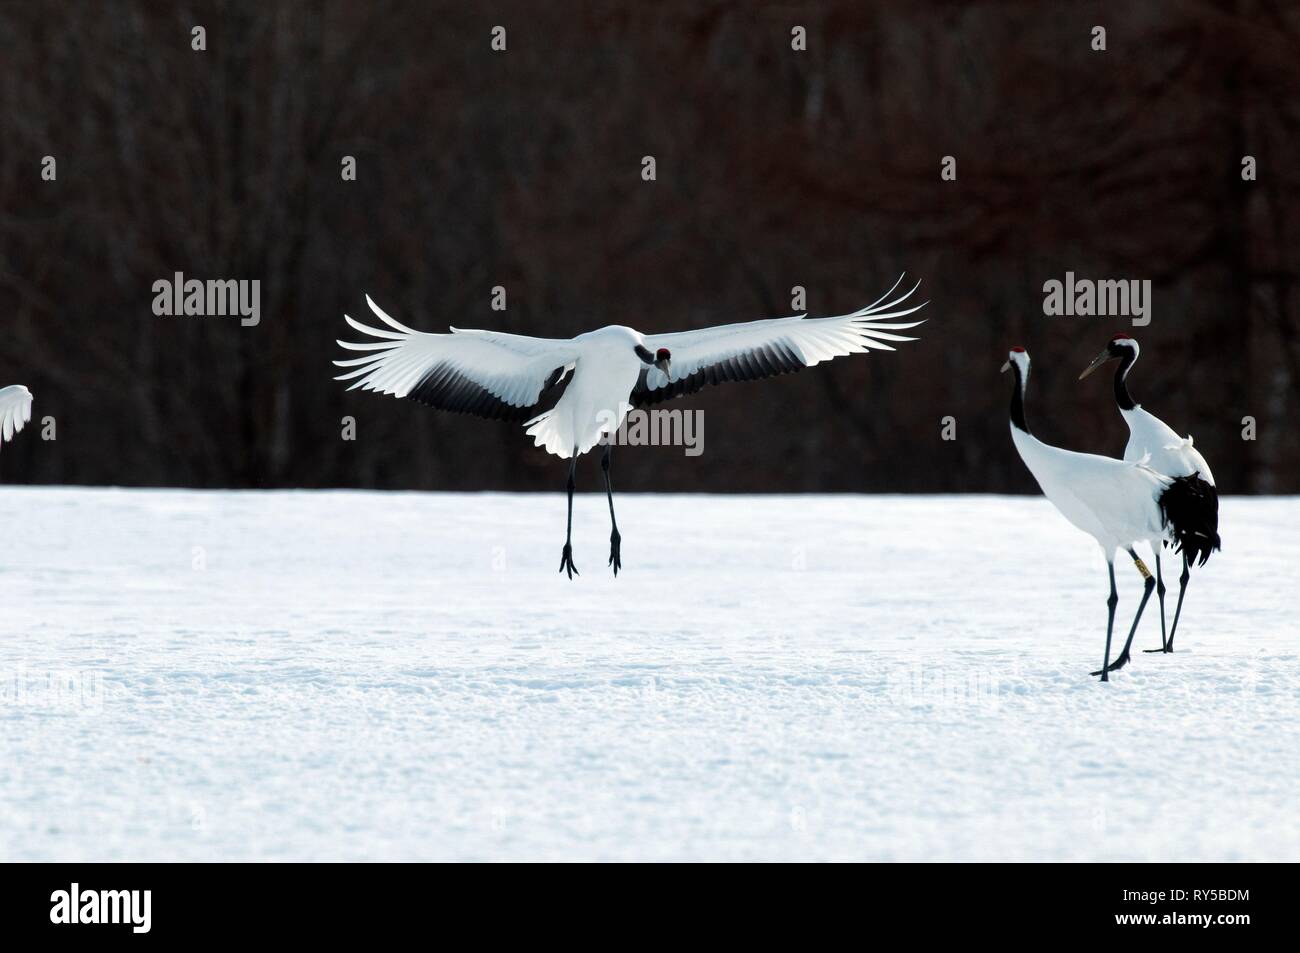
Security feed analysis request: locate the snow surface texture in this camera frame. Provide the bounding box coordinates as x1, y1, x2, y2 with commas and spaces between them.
1, 488, 1295, 862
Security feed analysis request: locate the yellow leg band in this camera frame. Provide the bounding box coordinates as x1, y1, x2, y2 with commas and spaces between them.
1134, 557, 1152, 580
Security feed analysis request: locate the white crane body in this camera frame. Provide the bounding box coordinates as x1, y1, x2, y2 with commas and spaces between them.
1120, 406, 1215, 485
1010, 426, 1169, 555
524, 326, 642, 457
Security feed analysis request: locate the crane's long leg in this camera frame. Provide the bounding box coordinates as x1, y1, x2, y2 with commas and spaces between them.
602, 443, 622, 576
1092, 560, 1118, 682
558, 451, 579, 579
1093, 549, 1155, 676
1144, 551, 1170, 653
1164, 554, 1191, 652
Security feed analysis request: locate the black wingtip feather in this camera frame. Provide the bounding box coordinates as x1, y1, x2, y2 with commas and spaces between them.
406, 362, 571, 422
1160, 474, 1221, 568
629, 346, 806, 408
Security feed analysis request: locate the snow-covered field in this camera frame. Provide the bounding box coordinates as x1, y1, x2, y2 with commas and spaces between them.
0, 487, 1295, 861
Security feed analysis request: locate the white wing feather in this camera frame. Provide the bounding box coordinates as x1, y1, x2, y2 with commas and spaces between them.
0, 385, 33, 451
638, 274, 926, 393
334, 296, 578, 411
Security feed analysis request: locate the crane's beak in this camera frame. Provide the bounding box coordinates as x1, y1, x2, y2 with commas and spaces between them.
1000, 360, 1011, 374
656, 357, 672, 378
1079, 348, 1113, 380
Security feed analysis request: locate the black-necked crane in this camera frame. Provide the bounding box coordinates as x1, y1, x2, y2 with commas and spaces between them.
0, 385, 33, 452
1080, 335, 1220, 653
1003, 347, 1187, 681
336, 277, 926, 578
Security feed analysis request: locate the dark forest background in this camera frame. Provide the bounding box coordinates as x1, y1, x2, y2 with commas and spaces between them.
1, 1, 1297, 493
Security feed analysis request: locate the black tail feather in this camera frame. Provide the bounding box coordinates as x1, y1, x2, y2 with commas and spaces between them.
1159, 474, 1220, 568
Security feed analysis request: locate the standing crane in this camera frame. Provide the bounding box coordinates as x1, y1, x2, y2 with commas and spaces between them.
1004, 347, 1177, 681
1080, 335, 1220, 652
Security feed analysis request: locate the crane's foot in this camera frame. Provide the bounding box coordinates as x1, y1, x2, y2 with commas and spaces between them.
1091, 650, 1131, 677
1144, 645, 1172, 654
608, 530, 622, 576
558, 543, 579, 579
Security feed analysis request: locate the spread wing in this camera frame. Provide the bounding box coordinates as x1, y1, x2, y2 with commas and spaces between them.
631, 275, 926, 407
334, 297, 580, 421
0, 385, 33, 451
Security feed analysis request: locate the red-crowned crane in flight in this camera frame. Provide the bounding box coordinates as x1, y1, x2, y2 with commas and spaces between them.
335, 277, 926, 578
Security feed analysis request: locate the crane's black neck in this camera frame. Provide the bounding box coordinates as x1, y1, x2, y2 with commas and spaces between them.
1113, 349, 1138, 411
1009, 363, 1029, 433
